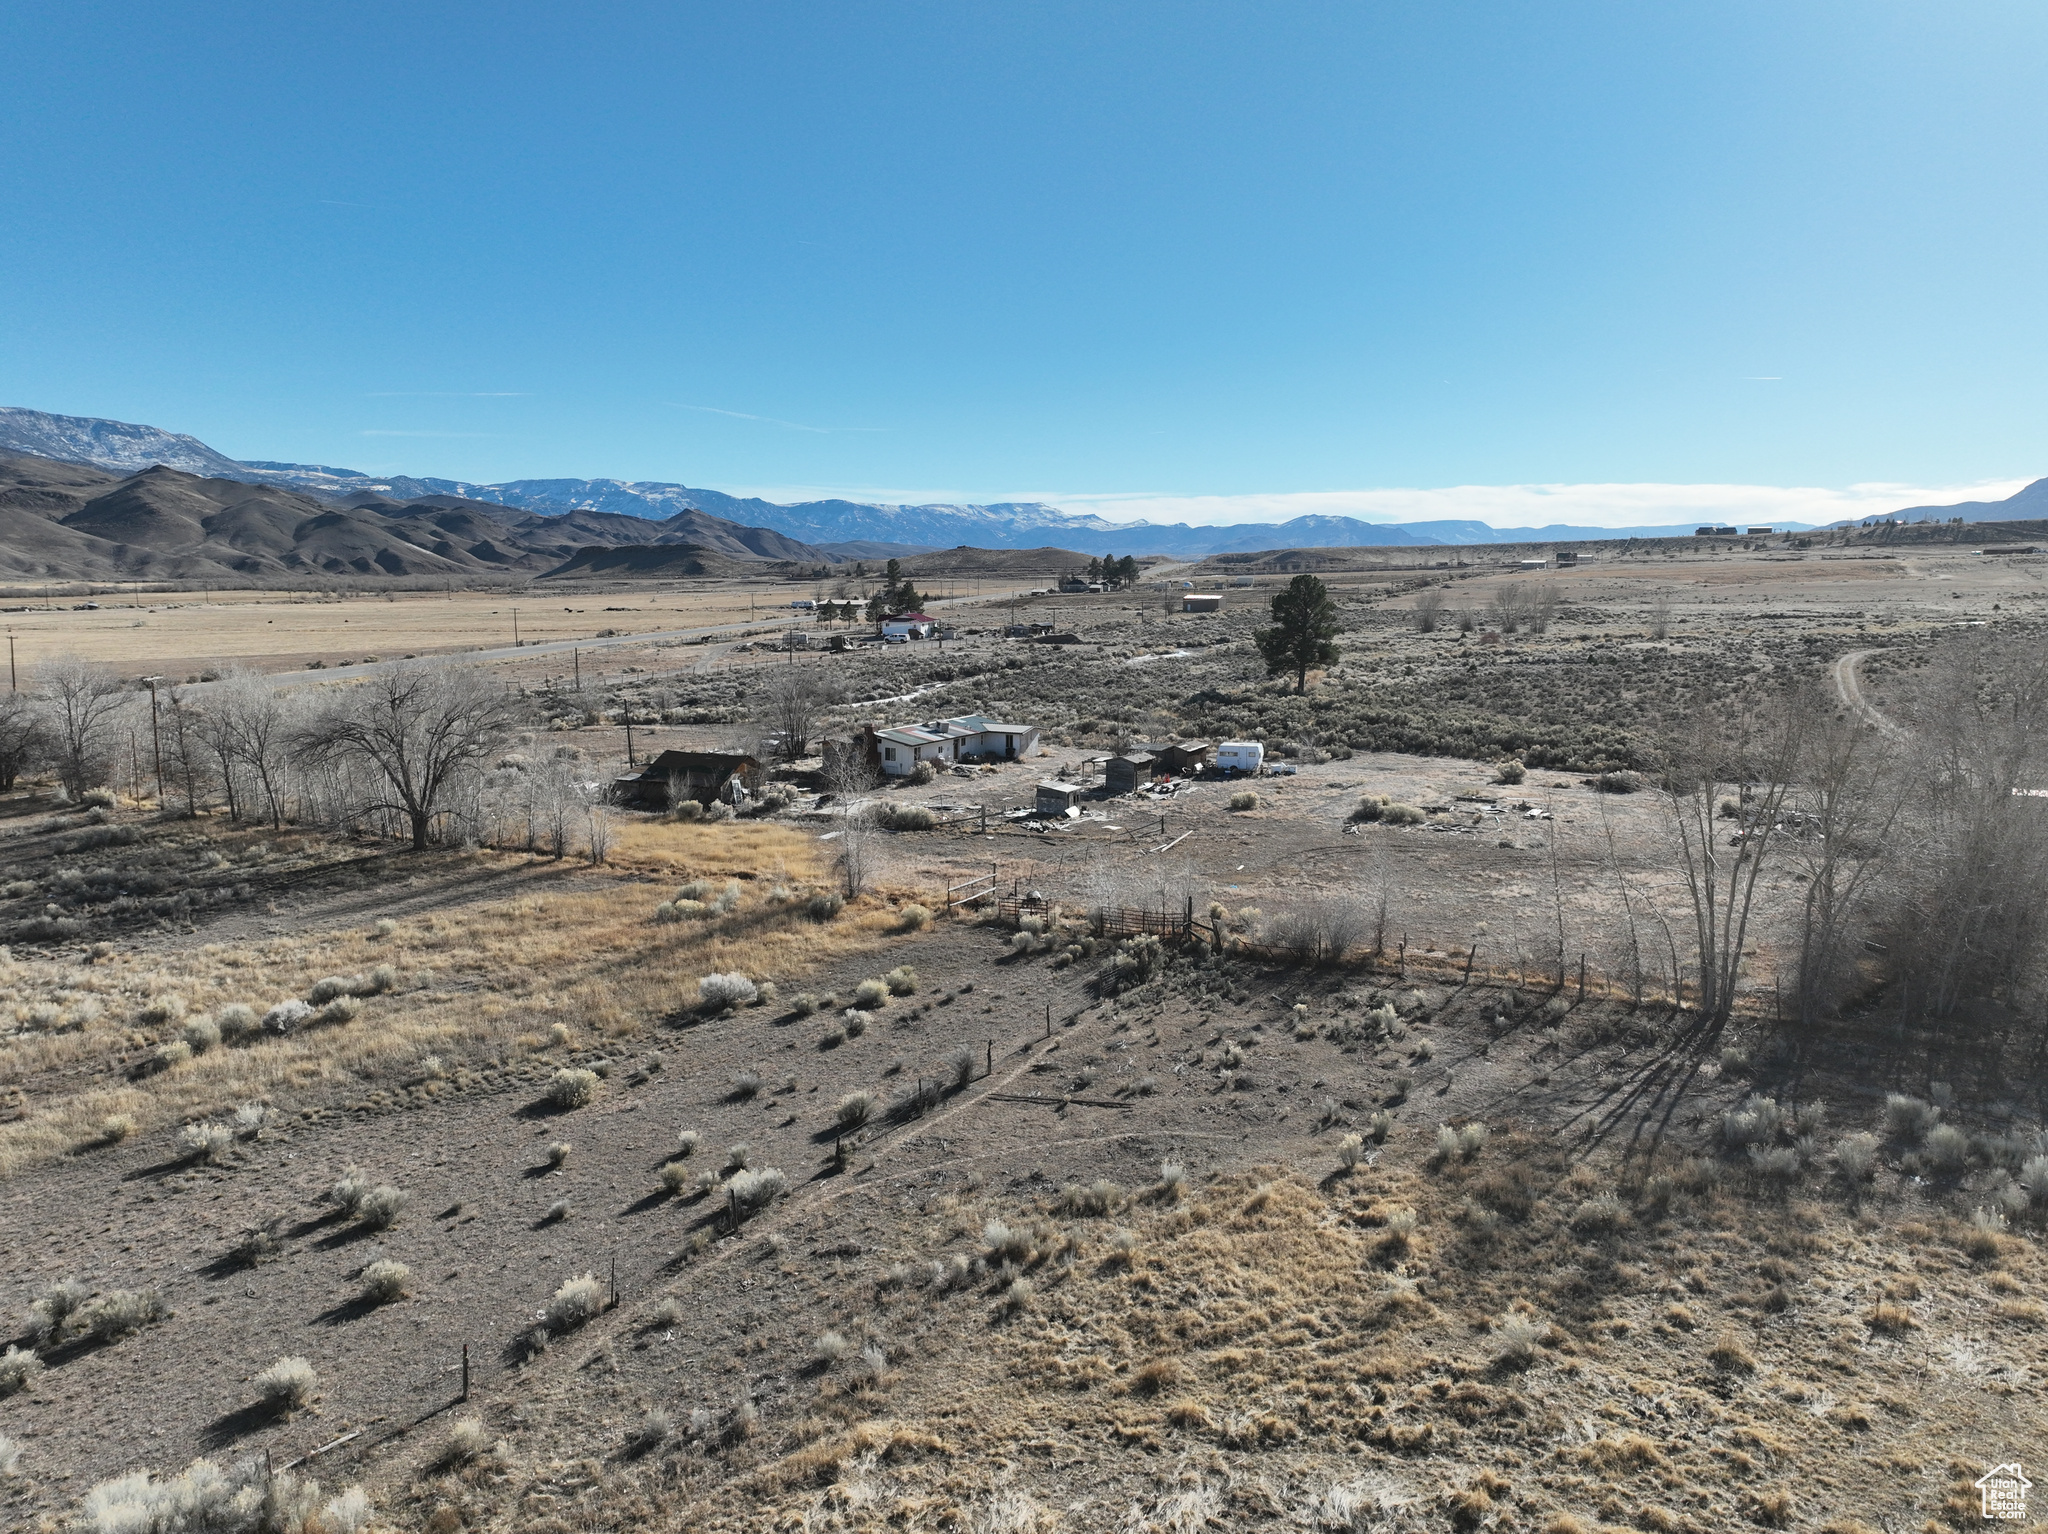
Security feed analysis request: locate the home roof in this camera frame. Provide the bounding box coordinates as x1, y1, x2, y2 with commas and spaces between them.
887, 611, 934, 622
943, 713, 1032, 735
876, 726, 943, 747
636, 749, 757, 775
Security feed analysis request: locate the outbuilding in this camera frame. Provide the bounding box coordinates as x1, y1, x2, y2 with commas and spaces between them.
612, 749, 760, 809
1181, 593, 1223, 613
1035, 780, 1086, 816
1103, 753, 1158, 795
1134, 740, 1210, 776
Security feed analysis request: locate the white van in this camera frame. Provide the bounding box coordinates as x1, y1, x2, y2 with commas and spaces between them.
1215, 741, 1264, 775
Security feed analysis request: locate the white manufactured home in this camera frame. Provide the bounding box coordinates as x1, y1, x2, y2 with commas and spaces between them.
873, 713, 1040, 776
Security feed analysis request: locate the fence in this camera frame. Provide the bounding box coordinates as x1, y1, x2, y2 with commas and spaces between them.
956, 886, 1756, 1013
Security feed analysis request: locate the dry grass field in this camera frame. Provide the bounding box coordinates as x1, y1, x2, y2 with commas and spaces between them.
0, 572, 1025, 685
0, 540, 2044, 1533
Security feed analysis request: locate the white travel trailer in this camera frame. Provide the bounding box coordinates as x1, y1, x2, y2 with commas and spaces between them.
1214, 740, 1264, 775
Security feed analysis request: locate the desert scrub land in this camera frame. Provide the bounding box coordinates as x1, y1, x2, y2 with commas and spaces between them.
5, 904, 2040, 1532
0, 811, 912, 1176
1, 548, 2046, 1532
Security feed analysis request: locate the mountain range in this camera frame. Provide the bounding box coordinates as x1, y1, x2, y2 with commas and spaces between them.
0, 452, 848, 582
8, 405, 2043, 560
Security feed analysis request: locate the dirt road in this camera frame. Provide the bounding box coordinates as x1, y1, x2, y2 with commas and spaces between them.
1831, 648, 1904, 737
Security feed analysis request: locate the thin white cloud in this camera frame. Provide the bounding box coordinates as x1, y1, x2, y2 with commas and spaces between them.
364, 391, 533, 398
706, 478, 2034, 529
668, 403, 885, 434
1048, 481, 2037, 529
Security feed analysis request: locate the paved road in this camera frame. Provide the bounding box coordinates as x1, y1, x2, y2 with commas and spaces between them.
1832, 648, 1905, 738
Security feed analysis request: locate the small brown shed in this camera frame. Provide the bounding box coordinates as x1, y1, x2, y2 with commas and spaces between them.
1103, 753, 1158, 795
612, 749, 760, 809
1136, 741, 1210, 776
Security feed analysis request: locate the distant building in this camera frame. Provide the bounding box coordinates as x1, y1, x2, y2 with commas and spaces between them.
1181, 593, 1223, 613
1694, 526, 1740, 537
1746, 527, 1775, 536
1103, 753, 1158, 795
1517, 558, 1547, 570
1035, 780, 1086, 816
1133, 740, 1211, 775
881, 611, 936, 639
612, 749, 759, 809
1554, 551, 1580, 567
843, 713, 1041, 777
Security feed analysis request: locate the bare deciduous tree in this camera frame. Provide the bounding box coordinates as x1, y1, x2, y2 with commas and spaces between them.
217, 671, 298, 829
1874, 635, 2048, 1058
823, 745, 880, 896
299, 663, 513, 851
37, 657, 129, 799
161, 686, 214, 818
758, 665, 840, 761
0, 692, 43, 791
1491, 584, 1524, 634
1656, 684, 1803, 1026
1413, 589, 1443, 634
1787, 684, 1901, 1032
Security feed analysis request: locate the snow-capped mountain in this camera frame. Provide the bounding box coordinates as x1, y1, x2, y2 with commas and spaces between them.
0, 406, 1857, 556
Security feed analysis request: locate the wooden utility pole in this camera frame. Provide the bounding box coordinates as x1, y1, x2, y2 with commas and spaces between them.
143, 677, 164, 801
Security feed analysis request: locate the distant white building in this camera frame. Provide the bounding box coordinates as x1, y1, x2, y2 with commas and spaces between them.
881, 611, 936, 639
871, 713, 1040, 776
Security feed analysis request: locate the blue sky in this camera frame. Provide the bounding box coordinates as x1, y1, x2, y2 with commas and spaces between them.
4, 3, 2044, 526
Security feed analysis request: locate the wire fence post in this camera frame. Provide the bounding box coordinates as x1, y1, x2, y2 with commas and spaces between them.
461, 1342, 470, 1402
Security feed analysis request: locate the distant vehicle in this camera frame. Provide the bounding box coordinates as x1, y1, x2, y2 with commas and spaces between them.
1215, 740, 1264, 775
884, 633, 909, 644
790, 599, 815, 609
1179, 580, 1194, 588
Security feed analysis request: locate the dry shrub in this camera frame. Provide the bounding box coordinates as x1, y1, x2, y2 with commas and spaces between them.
359, 1259, 410, 1305
1707, 1332, 1756, 1372
255, 1355, 318, 1412
544, 1274, 607, 1333
76, 1289, 167, 1344
354, 1185, 407, 1230
546, 1068, 600, 1110
175, 1121, 231, 1163
0, 1346, 42, 1397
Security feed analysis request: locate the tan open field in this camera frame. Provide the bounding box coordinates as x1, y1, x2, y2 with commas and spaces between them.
1, 539, 2043, 1533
